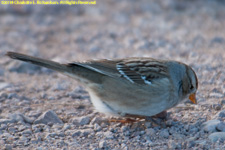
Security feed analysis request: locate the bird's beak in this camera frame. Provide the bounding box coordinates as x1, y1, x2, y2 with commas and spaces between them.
189, 93, 197, 104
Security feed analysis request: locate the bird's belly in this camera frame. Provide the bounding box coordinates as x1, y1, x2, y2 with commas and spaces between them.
88, 90, 121, 116
86, 77, 179, 117
88, 86, 177, 117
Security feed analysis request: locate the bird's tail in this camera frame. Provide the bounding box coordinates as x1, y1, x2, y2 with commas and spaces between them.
6, 52, 69, 73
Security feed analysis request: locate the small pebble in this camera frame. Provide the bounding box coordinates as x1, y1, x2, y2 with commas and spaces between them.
159, 129, 170, 138
216, 122, 225, 132
22, 129, 32, 135
78, 116, 90, 126
217, 110, 225, 118
0, 82, 11, 90
209, 132, 225, 142
221, 99, 225, 105
0, 119, 14, 125
81, 129, 92, 137
209, 93, 224, 98
202, 120, 220, 132
34, 110, 63, 125
94, 123, 102, 132
145, 128, 156, 135
4, 144, 12, 150
99, 140, 107, 149
212, 104, 222, 111
72, 131, 81, 137
90, 117, 104, 125
104, 131, 114, 139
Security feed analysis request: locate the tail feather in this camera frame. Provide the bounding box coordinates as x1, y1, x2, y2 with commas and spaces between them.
6, 52, 69, 73
6, 51, 105, 84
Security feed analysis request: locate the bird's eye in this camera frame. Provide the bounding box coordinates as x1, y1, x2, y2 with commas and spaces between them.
190, 85, 194, 90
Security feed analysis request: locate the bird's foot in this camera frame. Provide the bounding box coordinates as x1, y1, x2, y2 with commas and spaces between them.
152, 111, 168, 119
145, 116, 166, 128
109, 111, 168, 127
109, 118, 137, 123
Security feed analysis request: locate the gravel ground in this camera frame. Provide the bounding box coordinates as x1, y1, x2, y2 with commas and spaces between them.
0, 0, 225, 149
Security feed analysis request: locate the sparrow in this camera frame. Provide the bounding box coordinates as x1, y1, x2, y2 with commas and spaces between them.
6, 52, 198, 119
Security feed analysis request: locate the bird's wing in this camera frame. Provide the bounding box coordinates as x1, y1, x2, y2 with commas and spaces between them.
69, 58, 168, 85
69, 58, 170, 85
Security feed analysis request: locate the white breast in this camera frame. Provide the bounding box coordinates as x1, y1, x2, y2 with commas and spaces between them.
88, 90, 118, 116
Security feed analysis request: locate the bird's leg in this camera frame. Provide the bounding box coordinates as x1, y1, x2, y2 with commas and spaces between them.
108, 111, 168, 126
109, 118, 137, 123
144, 116, 166, 128
122, 114, 159, 127
144, 116, 158, 124
124, 112, 167, 127
152, 111, 168, 119
149, 111, 168, 127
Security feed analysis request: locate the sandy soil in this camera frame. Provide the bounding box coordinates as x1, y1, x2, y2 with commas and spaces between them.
0, 0, 225, 149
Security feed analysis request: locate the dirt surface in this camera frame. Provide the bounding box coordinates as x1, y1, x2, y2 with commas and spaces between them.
0, 0, 225, 149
